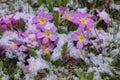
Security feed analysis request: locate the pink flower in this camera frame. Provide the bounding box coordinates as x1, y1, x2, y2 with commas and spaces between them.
22, 33, 38, 48
59, 6, 67, 15
41, 42, 55, 54
36, 23, 57, 44
71, 28, 88, 49
33, 10, 53, 30
62, 9, 76, 22
73, 12, 94, 29
42, 47, 53, 54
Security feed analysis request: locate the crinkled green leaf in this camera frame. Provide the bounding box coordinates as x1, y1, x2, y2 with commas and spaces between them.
0, 25, 2, 36
42, 54, 51, 62
56, 0, 62, 6
87, 71, 95, 80
35, 45, 41, 50
0, 60, 3, 68
57, 27, 68, 34
74, 69, 84, 79
46, 0, 53, 12
29, 48, 37, 57
52, 59, 63, 67
53, 11, 59, 26
63, 0, 69, 7
62, 42, 68, 56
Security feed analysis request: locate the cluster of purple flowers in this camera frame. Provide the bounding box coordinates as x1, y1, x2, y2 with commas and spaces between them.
0, 8, 110, 57
61, 7, 94, 49
33, 11, 58, 54
0, 16, 24, 32
0, 7, 111, 75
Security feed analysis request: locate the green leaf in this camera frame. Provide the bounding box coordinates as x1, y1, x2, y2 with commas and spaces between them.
35, 45, 41, 50
57, 27, 68, 34
63, 0, 69, 7
38, 0, 42, 6
56, 0, 62, 6
53, 11, 59, 26
38, 0, 46, 6
74, 69, 84, 79
87, 71, 95, 80
0, 60, 3, 68
115, 1, 120, 5
42, 54, 51, 62
29, 48, 37, 57
0, 25, 2, 36
20, 22, 26, 32
52, 59, 63, 67
61, 42, 68, 56
23, 45, 37, 57
46, 0, 53, 12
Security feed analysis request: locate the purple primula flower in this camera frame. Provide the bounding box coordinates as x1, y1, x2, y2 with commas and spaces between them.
59, 6, 67, 16
62, 9, 76, 22
36, 23, 57, 44
73, 12, 94, 29
0, 16, 25, 32
1, 24, 8, 32
22, 33, 38, 48
42, 46, 53, 55
0, 19, 8, 32
33, 10, 53, 30
71, 28, 88, 49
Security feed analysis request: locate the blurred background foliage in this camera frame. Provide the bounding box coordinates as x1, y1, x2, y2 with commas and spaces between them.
0, 0, 120, 20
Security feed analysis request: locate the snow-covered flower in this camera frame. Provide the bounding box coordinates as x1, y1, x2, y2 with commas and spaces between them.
69, 46, 87, 59
62, 9, 76, 22
96, 9, 111, 24
23, 57, 48, 75
73, 12, 94, 28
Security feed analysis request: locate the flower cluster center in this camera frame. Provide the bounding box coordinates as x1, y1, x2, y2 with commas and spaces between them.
66, 14, 71, 20
45, 31, 51, 38
80, 18, 87, 24
39, 17, 46, 24
78, 34, 85, 42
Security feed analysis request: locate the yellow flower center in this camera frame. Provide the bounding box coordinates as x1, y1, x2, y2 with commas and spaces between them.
79, 50, 83, 56
66, 14, 71, 20
45, 31, 51, 38
30, 38, 36, 42
78, 34, 85, 42
80, 18, 87, 24
44, 43, 49, 47
39, 17, 46, 24
12, 44, 17, 50
43, 48, 50, 54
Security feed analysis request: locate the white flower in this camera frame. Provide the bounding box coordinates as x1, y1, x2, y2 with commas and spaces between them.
96, 9, 110, 23
87, 0, 93, 3
53, 7, 59, 11
69, 47, 86, 59
44, 22, 55, 30
51, 47, 62, 61
57, 34, 68, 47
25, 57, 48, 75
77, 7, 87, 13
2, 74, 9, 80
